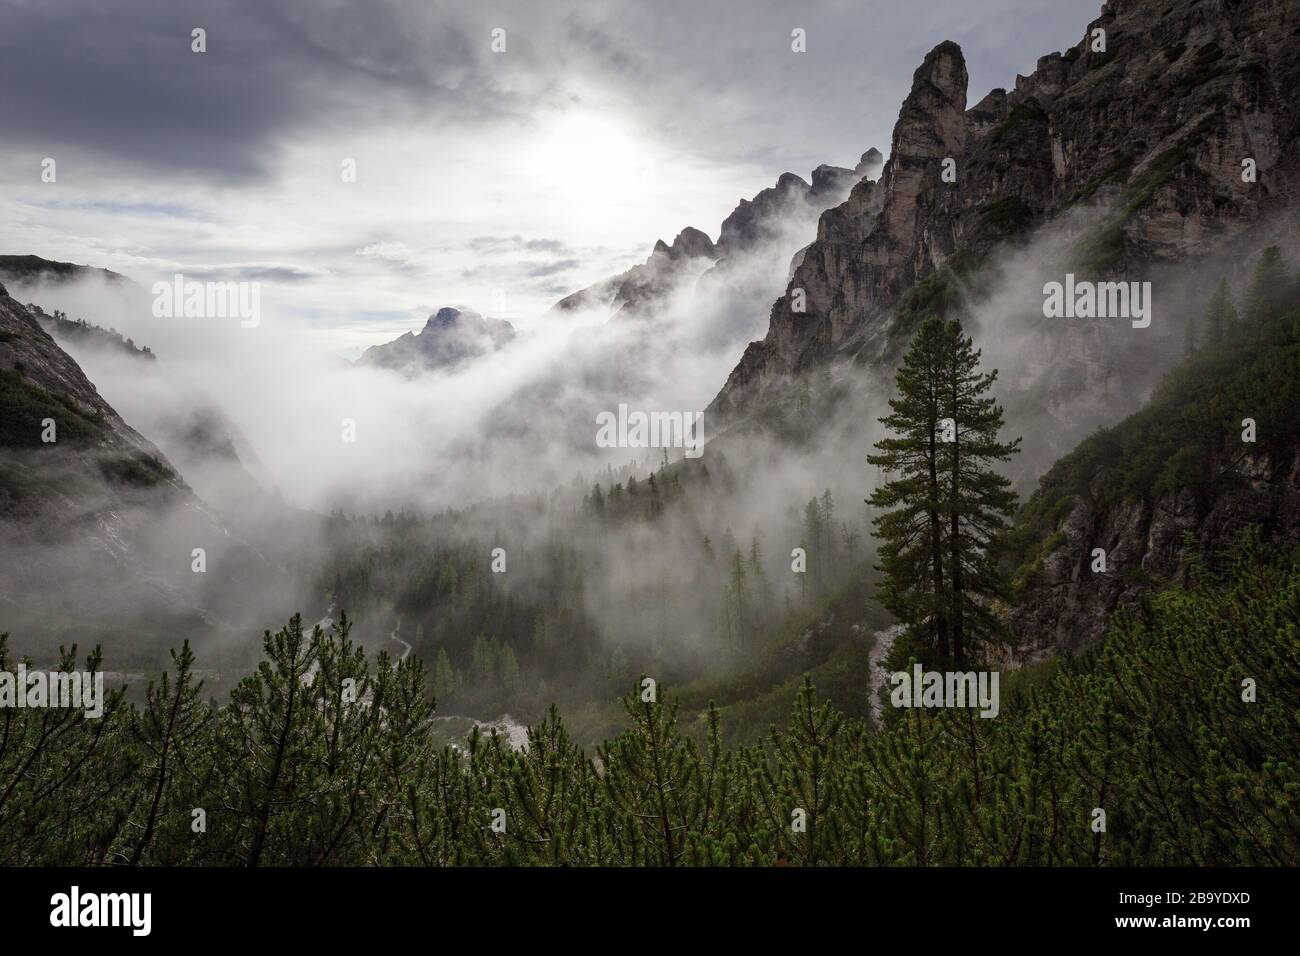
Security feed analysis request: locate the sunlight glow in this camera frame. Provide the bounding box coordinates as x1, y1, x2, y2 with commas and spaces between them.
535, 110, 655, 210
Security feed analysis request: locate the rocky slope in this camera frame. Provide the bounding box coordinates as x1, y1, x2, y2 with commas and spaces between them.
26, 301, 156, 361
0, 280, 184, 513
1005, 275, 1300, 660
9, 279, 279, 518
357, 306, 515, 375
0, 283, 296, 666
709, 0, 1300, 422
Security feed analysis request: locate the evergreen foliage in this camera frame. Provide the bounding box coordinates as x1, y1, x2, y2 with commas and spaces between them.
1, 538, 1295, 866
868, 318, 1020, 665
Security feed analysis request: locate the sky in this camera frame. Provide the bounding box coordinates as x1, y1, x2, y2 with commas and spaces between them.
0, 0, 1089, 355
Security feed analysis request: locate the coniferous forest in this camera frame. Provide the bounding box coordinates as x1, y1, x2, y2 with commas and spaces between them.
2, 543, 1296, 867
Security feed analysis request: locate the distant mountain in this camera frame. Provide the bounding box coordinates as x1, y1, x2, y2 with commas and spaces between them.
357, 306, 515, 375
452, 155, 883, 473
0, 254, 131, 287
551, 157, 881, 323
550, 226, 720, 321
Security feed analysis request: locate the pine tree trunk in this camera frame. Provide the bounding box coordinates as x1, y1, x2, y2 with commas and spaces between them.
927, 421, 949, 660
949, 381, 965, 666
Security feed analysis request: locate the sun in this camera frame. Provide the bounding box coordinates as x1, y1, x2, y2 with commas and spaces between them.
535, 110, 652, 208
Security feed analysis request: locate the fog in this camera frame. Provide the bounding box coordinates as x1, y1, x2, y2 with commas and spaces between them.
7, 182, 1292, 687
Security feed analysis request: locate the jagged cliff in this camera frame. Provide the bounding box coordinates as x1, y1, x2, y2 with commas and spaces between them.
551, 153, 882, 324
710, 0, 1300, 420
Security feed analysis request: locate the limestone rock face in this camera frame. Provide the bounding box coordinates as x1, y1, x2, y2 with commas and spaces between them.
708, 0, 1300, 419
0, 282, 176, 474
1008, 448, 1300, 663
716, 172, 814, 258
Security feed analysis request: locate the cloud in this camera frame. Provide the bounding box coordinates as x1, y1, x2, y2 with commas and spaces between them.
468, 236, 576, 256
524, 259, 580, 278
0, 0, 1089, 341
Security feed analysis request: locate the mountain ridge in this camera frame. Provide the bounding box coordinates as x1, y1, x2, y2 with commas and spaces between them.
708, 0, 1300, 422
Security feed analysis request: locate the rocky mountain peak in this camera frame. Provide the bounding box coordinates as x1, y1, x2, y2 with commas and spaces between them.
358, 306, 515, 375
856, 148, 884, 179
891, 40, 968, 166
549, 145, 886, 326
717, 171, 815, 258
672, 226, 717, 260
654, 227, 718, 262
775, 171, 811, 193
429, 305, 511, 336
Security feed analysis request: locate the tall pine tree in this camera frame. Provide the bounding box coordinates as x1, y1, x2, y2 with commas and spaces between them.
869, 318, 1020, 664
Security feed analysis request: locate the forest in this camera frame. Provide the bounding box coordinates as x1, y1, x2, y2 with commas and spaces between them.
0, 538, 1295, 865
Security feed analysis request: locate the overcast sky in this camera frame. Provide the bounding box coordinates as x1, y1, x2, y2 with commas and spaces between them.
0, 0, 1089, 353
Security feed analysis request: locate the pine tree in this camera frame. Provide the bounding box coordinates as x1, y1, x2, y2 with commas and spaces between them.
494, 707, 604, 865
306, 613, 381, 865
1203, 279, 1236, 346
599, 683, 701, 865
840, 522, 862, 561
432, 647, 457, 703
749, 535, 772, 611
869, 318, 1020, 664
1245, 245, 1288, 322
211, 614, 325, 866
127, 641, 209, 865
757, 676, 841, 865
819, 489, 836, 557
727, 549, 748, 651
802, 499, 824, 598
497, 644, 520, 696
470, 634, 495, 686
867, 318, 952, 660
936, 321, 1021, 663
